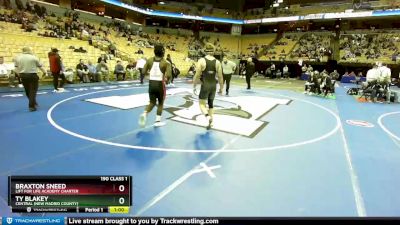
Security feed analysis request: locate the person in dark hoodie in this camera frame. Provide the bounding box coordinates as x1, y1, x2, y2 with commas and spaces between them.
245, 57, 255, 90
48, 48, 67, 92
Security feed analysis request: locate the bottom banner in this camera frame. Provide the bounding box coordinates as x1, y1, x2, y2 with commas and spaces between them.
1, 217, 400, 225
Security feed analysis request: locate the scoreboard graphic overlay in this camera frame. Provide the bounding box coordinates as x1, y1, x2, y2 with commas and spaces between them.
8, 176, 132, 213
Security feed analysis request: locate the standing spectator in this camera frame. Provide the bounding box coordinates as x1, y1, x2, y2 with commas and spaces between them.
114, 60, 126, 81
221, 56, 236, 95
76, 59, 90, 83
136, 56, 146, 84
48, 48, 67, 92
0, 56, 16, 87
14, 47, 46, 112
245, 57, 255, 90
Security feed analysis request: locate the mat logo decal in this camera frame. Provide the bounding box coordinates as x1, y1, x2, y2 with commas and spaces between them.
85, 88, 291, 137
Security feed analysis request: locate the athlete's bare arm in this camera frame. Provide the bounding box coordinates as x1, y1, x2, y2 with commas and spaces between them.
142, 57, 152, 75
193, 59, 204, 89
164, 60, 172, 82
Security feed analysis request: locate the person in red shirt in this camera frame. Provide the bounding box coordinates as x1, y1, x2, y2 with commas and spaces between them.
48, 48, 67, 92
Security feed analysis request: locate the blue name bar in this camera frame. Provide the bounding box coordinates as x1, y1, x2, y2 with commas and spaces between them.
2, 217, 65, 225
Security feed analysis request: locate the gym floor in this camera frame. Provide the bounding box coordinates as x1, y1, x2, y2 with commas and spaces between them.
0, 77, 399, 217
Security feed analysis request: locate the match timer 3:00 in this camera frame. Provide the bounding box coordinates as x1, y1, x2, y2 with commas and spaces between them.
8, 176, 132, 213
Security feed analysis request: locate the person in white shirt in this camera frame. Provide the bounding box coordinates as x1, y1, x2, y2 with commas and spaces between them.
307, 65, 313, 74
378, 63, 392, 103
283, 65, 289, 78
0, 56, 16, 87
302, 64, 307, 74
366, 64, 379, 83
14, 47, 47, 112
221, 56, 236, 95
136, 57, 147, 84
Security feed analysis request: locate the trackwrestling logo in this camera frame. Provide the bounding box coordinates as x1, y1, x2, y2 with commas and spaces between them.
85, 88, 291, 138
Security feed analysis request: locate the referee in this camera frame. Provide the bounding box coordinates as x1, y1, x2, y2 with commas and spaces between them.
14, 47, 46, 112
221, 56, 236, 96
245, 57, 255, 90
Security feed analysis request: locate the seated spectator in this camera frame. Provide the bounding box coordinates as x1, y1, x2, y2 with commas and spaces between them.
305, 71, 322, 95
321, 73, 335, 97
109, 43, 117, 57
392, 53, 398, 62
276, 69, 282, 79
302, 64, 308, 74
0, 56, 16, 87
87, 61, 97, 82
270, 63, 276, 78
283, 65, 289, 78
76, 59, 90, 83
114, 60, 126, 81
63, 68, 74, 83
265, 68, 271, 78
96, 60, 109, 82
136, 48, 144, 54
73, 47, 87, 53
126, 60, 138, 80
329, 70, 340, 81
307, 65, 313, 74
97, 54, 108, 63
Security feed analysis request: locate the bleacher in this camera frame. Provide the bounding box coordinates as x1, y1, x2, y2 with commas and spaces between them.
339, 33, 400, 65
260, 33, 302, 61
0, 20, 108, 83
289, 33, 331, 63
240, 34, 276, 56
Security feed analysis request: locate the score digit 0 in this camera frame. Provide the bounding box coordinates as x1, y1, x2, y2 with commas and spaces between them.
119, 197, 125, 205
119, 185, 125, 192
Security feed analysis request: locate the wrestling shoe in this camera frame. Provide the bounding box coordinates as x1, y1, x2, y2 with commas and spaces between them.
154, 121, 166, 127
138, 113, 147, 128
207, 118, 213, 130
